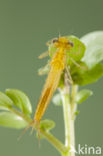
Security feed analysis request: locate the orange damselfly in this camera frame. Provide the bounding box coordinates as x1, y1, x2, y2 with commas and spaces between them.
33, 37, 73, 129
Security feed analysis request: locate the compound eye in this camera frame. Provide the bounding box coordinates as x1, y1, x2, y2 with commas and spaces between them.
68, 41, 74, 47
52, 38, 58, 43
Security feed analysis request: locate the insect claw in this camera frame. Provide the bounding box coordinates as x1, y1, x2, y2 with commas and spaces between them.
18, 125, 30, 141
65, 66, 74, 85
17, 120, 34, 141
30, 123, 35, 135
34, 119, 41, 146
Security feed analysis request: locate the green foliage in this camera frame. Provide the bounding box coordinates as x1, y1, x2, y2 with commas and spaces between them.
75, 110, 79, 116
0, 89, 32, 129
40, 119, 55, 131
0, 92, 13, 110
71, 63, 103, 85
36, 119, 55, 139
0, 112, 27, 129
70, 31, 103, 85
76, 89, 93, 104
81, 31, 103, 68
6, 89, 32, 115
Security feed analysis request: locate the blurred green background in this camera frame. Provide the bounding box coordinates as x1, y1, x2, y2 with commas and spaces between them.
0, 0, 103, 156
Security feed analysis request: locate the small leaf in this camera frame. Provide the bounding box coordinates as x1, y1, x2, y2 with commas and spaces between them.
76, 89, 93, 104
36, 119, 55, 139
71, 63, 103, 85
70, 32, 103, 86
0, 112, 27, 129
40, 119, 55, 131
52, 93, 62, 106
75, 110, 79, 116
6, 89, 32, 115
81, 31, 103, 68
0, 92, 13, 110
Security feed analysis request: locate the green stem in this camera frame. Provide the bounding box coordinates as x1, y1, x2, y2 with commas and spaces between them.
71, 85, 78, 119
9, 107, 67, 155
60, 85, 78, 156
40, 129, 68, 155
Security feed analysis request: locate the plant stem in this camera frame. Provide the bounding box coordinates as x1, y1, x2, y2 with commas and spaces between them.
9, 107, 68, 155
71, 85, 78, 119
60, 85, 78, 156
40, 129, 68, 155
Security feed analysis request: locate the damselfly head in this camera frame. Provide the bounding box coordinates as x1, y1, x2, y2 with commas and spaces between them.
52, 37, 73, 50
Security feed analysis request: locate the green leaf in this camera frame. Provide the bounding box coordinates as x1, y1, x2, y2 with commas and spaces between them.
0, 112, 27, 129
76, 89, 93, 104
71, 63, 103, 85
36, 119, 55, 139
40, 119, 55, 131
0, 92, 13, 110
52, 93, 62, 106
6, 89, 32, 115
81, 31, 103, 68
75, 110, 79, 116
